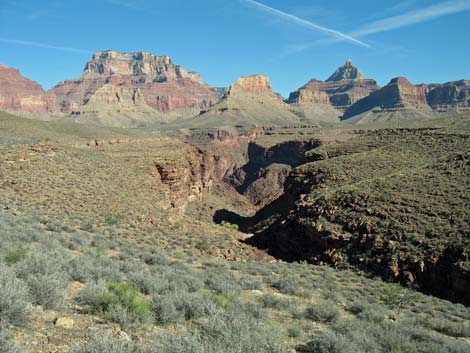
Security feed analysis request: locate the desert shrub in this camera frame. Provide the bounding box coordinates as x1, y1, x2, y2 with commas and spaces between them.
0, 330, 27, 353
3, 246, 29, 266
153, 268, 204, 294
287, 325, 303, 338
77, 281, 152, 325
379, 284, 419, 316
260, 294, 292, 311
238, 275, 263, 290
419, 316, 470, 338
241, 302, 266, 320
152, 292, 216, 325
304, 301, 340, 323
15, 246, 69, 309
305, 318, 470, 353
72, 333, 141, 353
303, 331, 354, 353
104, 215, 123, 226
0, 268, 32, 326
154, 310, 288, 353
348, 300, 388, 323
267, 273, 309, 297
128, 270, 158, 295
204, 270, 240, 297
75, 281, 108, 307
67, 252, 123, 283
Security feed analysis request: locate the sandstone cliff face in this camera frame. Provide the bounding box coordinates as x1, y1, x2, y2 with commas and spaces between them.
342, 77, 431, 121
50, 50, 220, 118
225, 75, 274, 95
154, 147, 215, 218
425, 80, 470, 112
0, 64, 57, 113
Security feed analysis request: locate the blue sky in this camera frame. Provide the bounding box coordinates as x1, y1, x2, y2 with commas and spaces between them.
0, 0, 469, 96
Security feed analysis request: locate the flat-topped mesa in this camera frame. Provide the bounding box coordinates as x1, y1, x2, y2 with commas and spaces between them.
342, 76, 431, 120
83, 50, 198, 82
326, 59, 365, 82
0, 64, 58, 113
50, 50, 220, 117
225, 75, 274, 96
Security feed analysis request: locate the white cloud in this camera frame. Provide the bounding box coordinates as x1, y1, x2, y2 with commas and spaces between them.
0, 37, 91, 54
240, 0, 370, 48
351, 0, 470, 37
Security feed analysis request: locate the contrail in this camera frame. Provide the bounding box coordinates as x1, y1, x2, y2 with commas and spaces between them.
240, 0, 370, 48
351, 0, 470, 37
0, 37, 92, 54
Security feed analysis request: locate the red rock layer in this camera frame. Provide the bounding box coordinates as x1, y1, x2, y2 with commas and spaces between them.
50, 51, 220, 114
0, 64, 57, 112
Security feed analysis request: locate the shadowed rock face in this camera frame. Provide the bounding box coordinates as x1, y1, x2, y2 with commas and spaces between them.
0, 64, 57, 113
425, 80, 470, 112
50, 50, 220, 115
342, 77, 431, 121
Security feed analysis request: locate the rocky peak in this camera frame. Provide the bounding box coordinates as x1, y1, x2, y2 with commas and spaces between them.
225, 75, 274, 96
326, 60, 365, 82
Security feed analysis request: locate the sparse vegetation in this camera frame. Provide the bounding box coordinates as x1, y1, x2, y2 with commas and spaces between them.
1, 112, 469, 352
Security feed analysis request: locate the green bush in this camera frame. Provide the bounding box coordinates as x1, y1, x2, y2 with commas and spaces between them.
304, 301, 340, 323
220, 221, 239, 230
3, 246, 29, 266
0, 268, 32, 326
287, 325, 303, 338
77, 282, 152, 325
379, 284, 419, 316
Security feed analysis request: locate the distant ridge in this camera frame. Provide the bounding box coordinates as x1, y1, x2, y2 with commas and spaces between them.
0, 54, 469, 128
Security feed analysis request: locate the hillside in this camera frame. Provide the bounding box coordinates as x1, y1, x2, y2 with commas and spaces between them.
0, 111, 469, 352
244, 114, 470, 304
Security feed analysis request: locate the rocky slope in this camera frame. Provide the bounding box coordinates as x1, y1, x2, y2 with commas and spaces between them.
0, 64, 57, 113
50, 51, 220, 126
287, 60, 379, 122
245, 121, 470, 304
342, 77, 433, 123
